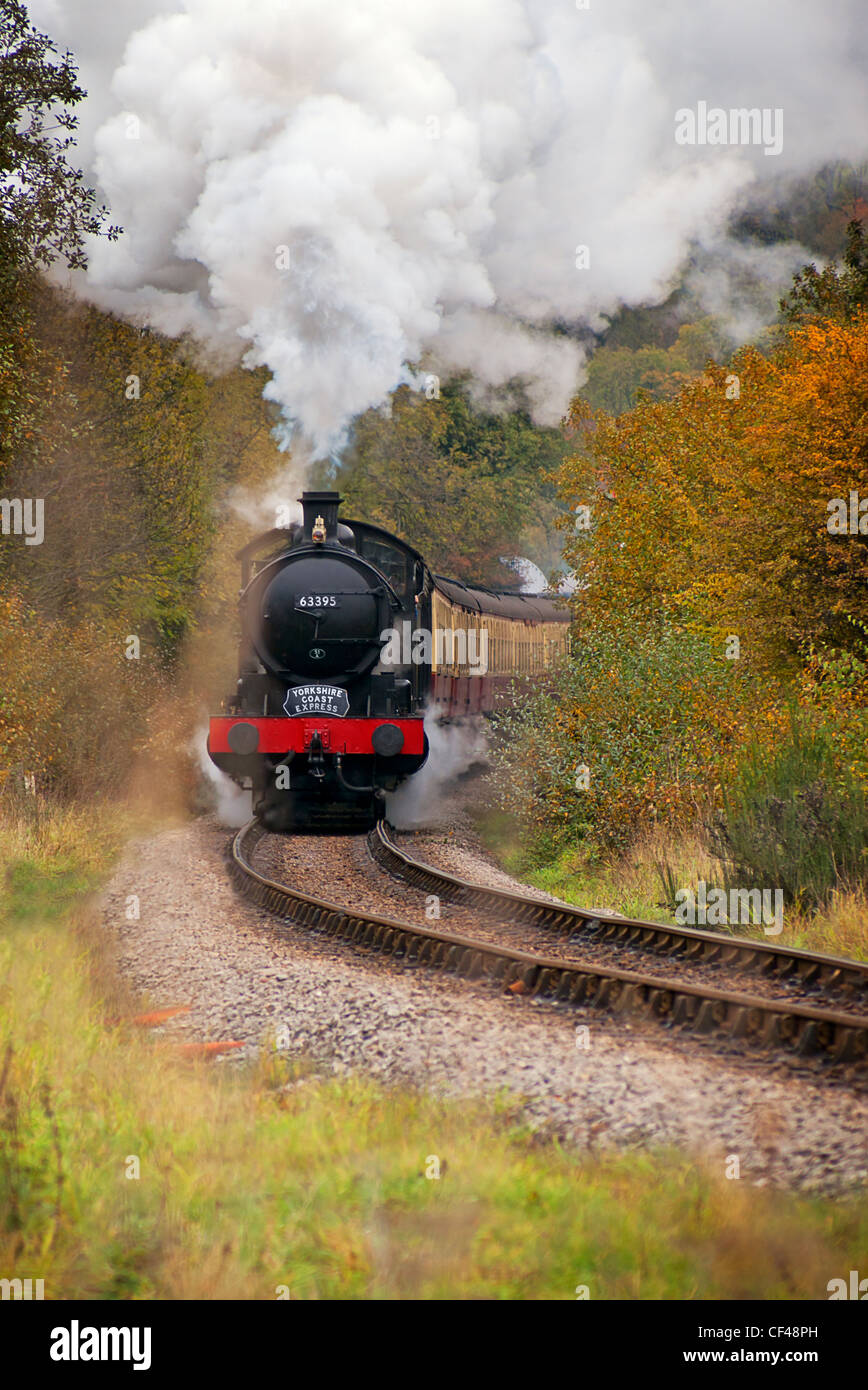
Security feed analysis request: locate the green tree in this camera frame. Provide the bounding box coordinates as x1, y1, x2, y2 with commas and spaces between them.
1, 2, 118, 482
779, 219, 868, 324
317, 381, 566, 584
0, 0, 117, 275
581, 319, 733, 416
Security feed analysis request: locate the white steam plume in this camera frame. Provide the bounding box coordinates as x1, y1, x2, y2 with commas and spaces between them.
33, 0, 868, 455
387, 713, 489, 829
191, 721, 251, 828
499, 556, 548, 594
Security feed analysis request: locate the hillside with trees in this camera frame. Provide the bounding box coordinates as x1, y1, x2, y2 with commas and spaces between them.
3, 0, 867, 928
313, 380, 567, 584
490, 224, 868, 946
3, 0, 868, 1313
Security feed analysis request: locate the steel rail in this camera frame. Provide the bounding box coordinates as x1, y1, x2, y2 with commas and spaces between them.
370, 822, 868, 1002
229, 819, 868, 1066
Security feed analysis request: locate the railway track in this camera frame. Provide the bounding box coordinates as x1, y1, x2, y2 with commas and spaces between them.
370, 825, 868, 1007
229, 819, 868, 1068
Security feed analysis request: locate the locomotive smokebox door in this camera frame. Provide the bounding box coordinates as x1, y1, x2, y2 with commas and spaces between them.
254, 551, 392, 683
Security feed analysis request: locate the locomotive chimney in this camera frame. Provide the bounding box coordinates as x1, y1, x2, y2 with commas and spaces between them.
299, 491, 342, 543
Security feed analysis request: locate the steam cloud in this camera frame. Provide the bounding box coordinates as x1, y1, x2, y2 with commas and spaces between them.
33, 0, 868, 454
191, 721, 251, 827
387, 713, 489, 829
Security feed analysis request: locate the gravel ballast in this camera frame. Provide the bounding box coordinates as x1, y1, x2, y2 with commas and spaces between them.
103, 814, 868, 1193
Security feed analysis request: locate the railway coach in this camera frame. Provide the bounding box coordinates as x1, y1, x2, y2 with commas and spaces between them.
208, 491, 569, 829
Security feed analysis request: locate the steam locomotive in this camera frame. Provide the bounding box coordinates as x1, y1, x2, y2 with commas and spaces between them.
208, 491, 569, 829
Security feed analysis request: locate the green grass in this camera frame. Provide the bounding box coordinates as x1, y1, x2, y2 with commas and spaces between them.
477, 807, 868, 963
709, 711, 868, 911
1, 800, 866, 1299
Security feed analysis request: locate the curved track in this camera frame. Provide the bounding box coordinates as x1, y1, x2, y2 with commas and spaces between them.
370, 825, 868, 1007
229, 819, 868, 1068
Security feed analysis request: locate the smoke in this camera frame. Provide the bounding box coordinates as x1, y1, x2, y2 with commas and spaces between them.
33, 0, 868, 456
386, 712, 489, 829
226, 482, 303, 534
685, 237, 817, 344
499, 556, 548, 594
190, 721, 252, 828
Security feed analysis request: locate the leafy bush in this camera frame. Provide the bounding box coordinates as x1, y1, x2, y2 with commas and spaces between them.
320, 380, 567, 585
0, 586, 171, 798
709, 709, 868, 908
487, 616, 756, 854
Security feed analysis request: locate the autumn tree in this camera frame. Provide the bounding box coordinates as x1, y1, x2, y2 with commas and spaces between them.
559, 314, 868, 667
316, 381, 566, 584
496, 263, 868, 862
0, 280, 289, 788
7, 284, 287, 652
581, 318, 733, 415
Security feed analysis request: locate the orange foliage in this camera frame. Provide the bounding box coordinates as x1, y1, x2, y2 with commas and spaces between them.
560, 313, 868, 667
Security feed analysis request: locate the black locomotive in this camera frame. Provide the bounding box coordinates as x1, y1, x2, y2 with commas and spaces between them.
209, 490, 570, 829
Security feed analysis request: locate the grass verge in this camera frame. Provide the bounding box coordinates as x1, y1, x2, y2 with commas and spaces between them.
478, 810, 868, 964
